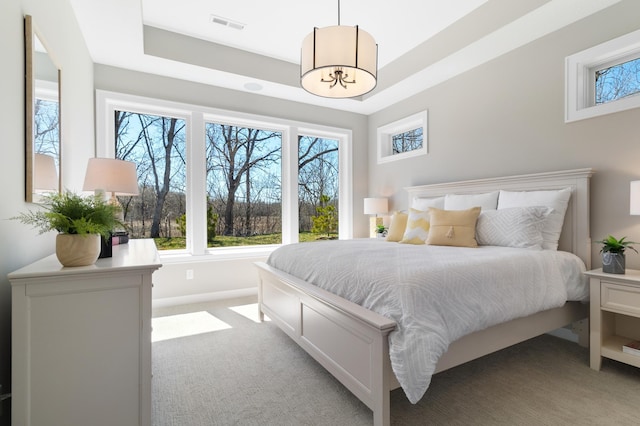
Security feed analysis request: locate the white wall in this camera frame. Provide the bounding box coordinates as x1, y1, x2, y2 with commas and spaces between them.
368, 0, 640, 269
0, 0, 94, 419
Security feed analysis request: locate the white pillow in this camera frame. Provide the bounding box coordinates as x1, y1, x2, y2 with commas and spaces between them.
476, 206, 551, 249
412, 196, 444, 211
444, 191, 499, 211
497, 187, 572, 250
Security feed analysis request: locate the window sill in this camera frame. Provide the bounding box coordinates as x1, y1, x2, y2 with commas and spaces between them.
158, 244, 280, 264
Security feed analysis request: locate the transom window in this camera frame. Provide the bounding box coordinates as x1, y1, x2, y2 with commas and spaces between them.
392, 128, 424, 155
594, 56, 640, 105
377, 111, 428, 164
566, 28, 640, 122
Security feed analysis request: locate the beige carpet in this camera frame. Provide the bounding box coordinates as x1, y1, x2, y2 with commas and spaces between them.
152, 297, 640, 425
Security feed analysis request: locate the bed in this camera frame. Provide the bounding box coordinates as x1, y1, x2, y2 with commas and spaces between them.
254, 168, 593, 426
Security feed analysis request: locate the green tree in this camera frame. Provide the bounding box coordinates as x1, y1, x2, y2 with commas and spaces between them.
311, 194, 337, 237
176, 201, 219, 243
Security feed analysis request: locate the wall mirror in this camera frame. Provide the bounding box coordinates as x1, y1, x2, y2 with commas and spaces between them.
25, 15, 61, 202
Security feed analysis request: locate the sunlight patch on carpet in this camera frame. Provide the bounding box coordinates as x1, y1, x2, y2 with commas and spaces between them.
228, 303, 270, 323
152, 311, 231, 342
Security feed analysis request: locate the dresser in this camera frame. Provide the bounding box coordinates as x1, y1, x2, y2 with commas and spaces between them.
8, 239, 161, 426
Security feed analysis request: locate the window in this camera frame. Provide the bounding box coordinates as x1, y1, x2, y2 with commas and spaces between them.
205, 122, 282, 247
566, 28, 640, 122
114, 110, 187, 250
392, 128, 423, 155
594, 56, 640, 105
96, 90, 352, 255
377, 111, 428, 163
298, 135, 339, 240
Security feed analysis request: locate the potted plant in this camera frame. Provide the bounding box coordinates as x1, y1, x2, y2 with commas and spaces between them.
596, 235, 638, 274
13, 191, 122, 267
376, 224, 387, 239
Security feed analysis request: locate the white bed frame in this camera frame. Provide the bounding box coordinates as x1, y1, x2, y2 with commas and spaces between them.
255, 168, 593, 426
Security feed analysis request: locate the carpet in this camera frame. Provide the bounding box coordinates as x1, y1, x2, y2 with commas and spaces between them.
152, 297, 640, 425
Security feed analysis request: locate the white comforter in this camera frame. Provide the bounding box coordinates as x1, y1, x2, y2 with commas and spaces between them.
266, 239, 588, 404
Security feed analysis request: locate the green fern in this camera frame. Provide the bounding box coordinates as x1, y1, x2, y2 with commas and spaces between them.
13, 192, 123, 238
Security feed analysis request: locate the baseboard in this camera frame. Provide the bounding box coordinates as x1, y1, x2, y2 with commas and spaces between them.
152, 288, 258, 308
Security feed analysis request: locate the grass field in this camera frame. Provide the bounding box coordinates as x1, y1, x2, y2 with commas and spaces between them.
151, 232, 337, 250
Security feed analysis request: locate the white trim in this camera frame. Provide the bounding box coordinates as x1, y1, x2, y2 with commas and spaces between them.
152, 287, 258, 308
95, 90, 353, 255
565, 28, 640, 123
377, 111, 428, 164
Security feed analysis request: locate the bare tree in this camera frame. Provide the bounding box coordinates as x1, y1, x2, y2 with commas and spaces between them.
596, 57, 640, 104
392, 128, 423, 154
114, 111, 186, 239
206, 124, 280, 236
298, 136, 339, 232
33, 98, 59, 158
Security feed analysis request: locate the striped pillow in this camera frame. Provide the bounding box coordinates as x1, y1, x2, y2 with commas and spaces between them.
399, 208, 431, 245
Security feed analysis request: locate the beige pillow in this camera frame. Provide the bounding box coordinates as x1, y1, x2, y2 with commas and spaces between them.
399, 208, 431, 245
386, 211, 408, 242
426, 207, 481, 247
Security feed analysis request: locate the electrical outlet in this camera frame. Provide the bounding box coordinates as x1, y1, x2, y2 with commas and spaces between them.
186, 269, 194, 280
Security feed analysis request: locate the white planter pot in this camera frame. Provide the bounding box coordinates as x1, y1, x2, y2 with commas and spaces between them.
55, 234, 101, 267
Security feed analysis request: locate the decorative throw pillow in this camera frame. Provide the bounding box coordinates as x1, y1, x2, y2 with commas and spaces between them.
386, 211, 408, 242
476, 206, 551, 249
412, 196, 445, 211
444, 191, 499, 211
399, 208, 431, 245
497, 187, 572, 250
426, 207, 481, 247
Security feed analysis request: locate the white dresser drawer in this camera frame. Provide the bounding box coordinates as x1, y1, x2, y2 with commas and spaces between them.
601, 281, 640, 316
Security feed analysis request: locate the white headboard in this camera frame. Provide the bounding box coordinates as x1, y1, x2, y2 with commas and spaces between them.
405, 168, 594, 269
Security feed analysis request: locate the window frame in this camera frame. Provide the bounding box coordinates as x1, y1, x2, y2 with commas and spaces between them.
565, 28, 640, 123
95, 90, 352, 259
377, 110, 428, 164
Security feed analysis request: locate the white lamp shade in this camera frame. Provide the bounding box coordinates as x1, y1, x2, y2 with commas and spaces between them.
300, 25, 377, 98
33, 153, 58, 191
83, 158, 139, 195
363, 197, 388, 215
631, 180, 640, 215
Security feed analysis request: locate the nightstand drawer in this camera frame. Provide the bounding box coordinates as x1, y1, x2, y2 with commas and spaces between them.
601, 281, 640, 316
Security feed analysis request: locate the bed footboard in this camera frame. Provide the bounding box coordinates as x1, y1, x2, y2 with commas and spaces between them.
255, 262, 396, 426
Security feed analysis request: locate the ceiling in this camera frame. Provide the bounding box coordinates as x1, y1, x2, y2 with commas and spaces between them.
68, 0, 621, 115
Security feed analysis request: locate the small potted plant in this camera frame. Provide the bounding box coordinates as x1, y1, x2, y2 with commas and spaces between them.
596, 235, 638, 274
12, 191, 122, 267
376, 224, 387, 239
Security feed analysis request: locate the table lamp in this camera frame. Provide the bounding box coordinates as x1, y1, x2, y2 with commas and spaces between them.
83, 157, 139, 258
364, 197, 388, 238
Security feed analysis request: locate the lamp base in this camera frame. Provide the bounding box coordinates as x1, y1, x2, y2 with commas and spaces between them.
369, 216, 383, 238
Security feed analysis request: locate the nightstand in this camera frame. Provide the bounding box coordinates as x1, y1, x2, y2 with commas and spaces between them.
585, 269, 640, 371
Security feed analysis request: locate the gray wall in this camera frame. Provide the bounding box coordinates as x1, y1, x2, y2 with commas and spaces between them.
0, 0, 94, 420
368, 0, 640, 269
94, 65, 369, 304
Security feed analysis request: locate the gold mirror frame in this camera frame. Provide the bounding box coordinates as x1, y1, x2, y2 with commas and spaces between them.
25, 15, 61, 203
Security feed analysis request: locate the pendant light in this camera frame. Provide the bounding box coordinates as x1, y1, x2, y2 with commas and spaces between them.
300, 0, 378, 98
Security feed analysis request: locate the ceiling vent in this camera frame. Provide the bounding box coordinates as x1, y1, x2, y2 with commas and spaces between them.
210, 15, 245, 31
